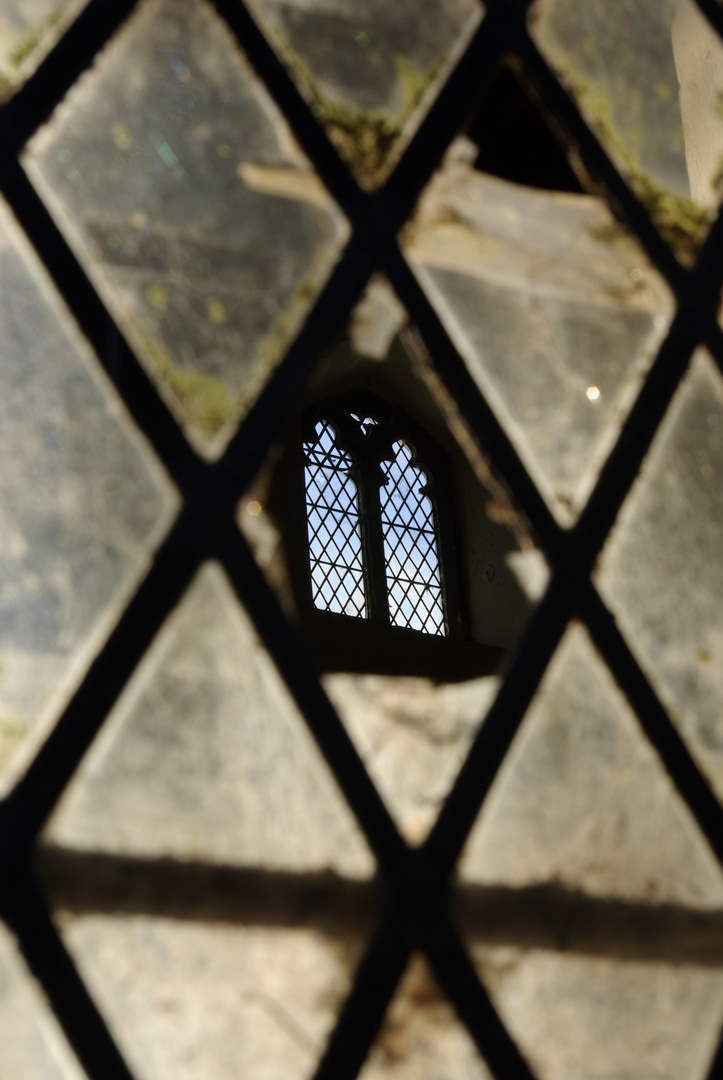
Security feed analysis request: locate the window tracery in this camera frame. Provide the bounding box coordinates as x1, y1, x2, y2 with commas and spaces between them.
301, 394, 450, 638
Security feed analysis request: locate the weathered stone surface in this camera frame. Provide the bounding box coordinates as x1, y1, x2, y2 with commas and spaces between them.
324, 673, 499, 844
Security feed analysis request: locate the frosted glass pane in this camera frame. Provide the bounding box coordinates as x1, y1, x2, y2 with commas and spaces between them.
531, 0, 715, 256
407, 160, 673, 523
45, 562, 374, 877
459, 625, 723, 908
359, 955, 491, 1080
0, 0, 85, 100
24, 0, 348, 458
473, 946, 723, 1080
324, 674, 499, 845
0, 922, 84, 1080
59, 916, 364, 1080
597, 350, 723, 806
246, 0, 482, 187
0, 198, 177, 794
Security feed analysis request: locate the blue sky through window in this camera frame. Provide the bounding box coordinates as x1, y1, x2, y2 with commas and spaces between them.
304, 420, 367, 617
303, 415, 445, 634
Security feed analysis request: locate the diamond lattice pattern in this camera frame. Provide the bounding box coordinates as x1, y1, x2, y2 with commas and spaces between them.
380, 441, 445, 635
304, 421, 367, 617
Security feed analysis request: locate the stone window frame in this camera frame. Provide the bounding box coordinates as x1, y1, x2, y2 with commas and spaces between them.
292, 388, 500, 680
0, 3, 723, 1080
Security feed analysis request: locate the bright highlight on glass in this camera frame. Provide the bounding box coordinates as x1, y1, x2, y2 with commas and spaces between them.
587, 386, 601, 401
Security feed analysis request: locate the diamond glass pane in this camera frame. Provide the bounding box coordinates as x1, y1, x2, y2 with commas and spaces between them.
0, 0, 85, 101
0, 197, 177, 795
304, 420, 367, 618
380, 440, 444, 635
460, 626, 723, 1080
459, 625, 723, 906
472, 948, 723, 1080
245, 0, 483, 188
4, 0, 723, 1075
56, 917, 367, 1080
406, 154, 673, 523
531, 0, 719, 251
23, 0, 348, 458
597, 349, 723, 807
44, 562, 374, 875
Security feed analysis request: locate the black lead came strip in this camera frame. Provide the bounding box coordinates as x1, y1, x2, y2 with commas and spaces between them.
0, 1, 723, 1079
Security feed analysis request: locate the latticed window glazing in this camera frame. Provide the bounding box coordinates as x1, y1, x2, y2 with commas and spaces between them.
302, 399, 451, 635
381, 440, 445, 635
303, 419, 367, 617
3, 2, 723, 1080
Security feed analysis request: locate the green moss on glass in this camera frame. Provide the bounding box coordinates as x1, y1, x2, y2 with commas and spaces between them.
282, 47, 441, 187
10, 4, 65, 68
0, 715, 27, 773
563, 72, 710, 261
145, 339, 240, 439
257, 270, 317, 370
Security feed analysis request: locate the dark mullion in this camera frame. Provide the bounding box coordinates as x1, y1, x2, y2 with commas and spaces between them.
432, 477, 464, 640
357, 457, 391, 628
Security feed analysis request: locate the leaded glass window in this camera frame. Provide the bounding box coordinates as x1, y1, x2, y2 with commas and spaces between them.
380, 440, 445, 635
301, 395, 452, 638
303, 419, 367, 618
2, 2, 723, 1080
